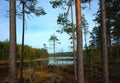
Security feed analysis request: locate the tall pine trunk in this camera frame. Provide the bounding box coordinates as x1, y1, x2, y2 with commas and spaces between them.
75, 0, 84, 83
100, 0, 109, 83
20, 0, 25, 82
9, 0, 17, 83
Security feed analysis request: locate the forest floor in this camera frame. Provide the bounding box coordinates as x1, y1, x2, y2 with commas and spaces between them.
0, 65, 76, 83
0, 64, 120, 83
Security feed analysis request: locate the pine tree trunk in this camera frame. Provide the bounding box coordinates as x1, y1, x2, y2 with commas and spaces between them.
20, 0, 25, 82
100, 0, 109, 83
75, 0, 84, 83
9, 0, 17, 83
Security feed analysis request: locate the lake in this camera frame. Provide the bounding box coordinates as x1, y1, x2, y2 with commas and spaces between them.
48, 57, 74, 65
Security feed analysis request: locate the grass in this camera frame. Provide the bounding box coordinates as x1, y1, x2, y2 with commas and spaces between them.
0, 58, 120, 83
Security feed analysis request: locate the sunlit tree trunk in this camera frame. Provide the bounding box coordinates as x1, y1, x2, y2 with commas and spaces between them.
9, 0, 17, 83
75, 0, 84, 83
100, 0, 109, 83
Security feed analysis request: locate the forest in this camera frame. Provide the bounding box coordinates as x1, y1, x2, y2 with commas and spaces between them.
0, 0, 120, 83
0, 40, 49, 60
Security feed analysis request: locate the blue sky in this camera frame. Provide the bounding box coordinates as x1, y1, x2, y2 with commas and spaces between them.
0, 0, 99, 53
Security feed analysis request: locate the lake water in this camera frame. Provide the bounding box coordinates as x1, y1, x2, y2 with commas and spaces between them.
48, 57, 74, 65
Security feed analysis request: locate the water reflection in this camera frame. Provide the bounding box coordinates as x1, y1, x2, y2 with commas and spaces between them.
48, 57, 74, 65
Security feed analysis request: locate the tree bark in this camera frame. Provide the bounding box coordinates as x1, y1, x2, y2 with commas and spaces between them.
100, 0, 109, 83
75, 0, 84, 83
9, 0, 17, 83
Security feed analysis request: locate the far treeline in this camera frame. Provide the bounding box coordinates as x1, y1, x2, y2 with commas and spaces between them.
0, 40, 77, 59
49, 52, 73, 57
1, 39, 120, 60
0, 40, 49, 60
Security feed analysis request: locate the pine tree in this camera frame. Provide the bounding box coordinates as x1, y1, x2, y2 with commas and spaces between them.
9, 0, 17, 83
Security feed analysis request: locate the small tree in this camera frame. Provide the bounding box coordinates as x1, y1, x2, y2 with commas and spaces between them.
49, 34, 60, 65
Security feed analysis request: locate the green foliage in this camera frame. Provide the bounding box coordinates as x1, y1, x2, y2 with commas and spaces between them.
90, 0, 120, 58
89, 26, 101, 49
0, 40, 9, 60
50, 0, 92, 9
50, 0, 67, 9
34, 48, 49, 59
24, 45, 32, 59
83, 47, 102, 78
49, 34, 59, 42
82, 14, 89, 34
49, 34, 60, 49
56, 13, 76, 38
0, 40, 49, 60
23, 46, 49, 60
49, 51, 73, 57
104, 0, 120, 42
6, 0, 46, 17
57, 13, 70, 27
19, 0, 46, 16
81, 0, 91, 3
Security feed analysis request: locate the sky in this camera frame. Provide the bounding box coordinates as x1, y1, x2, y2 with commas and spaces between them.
0, 0, 99, 53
